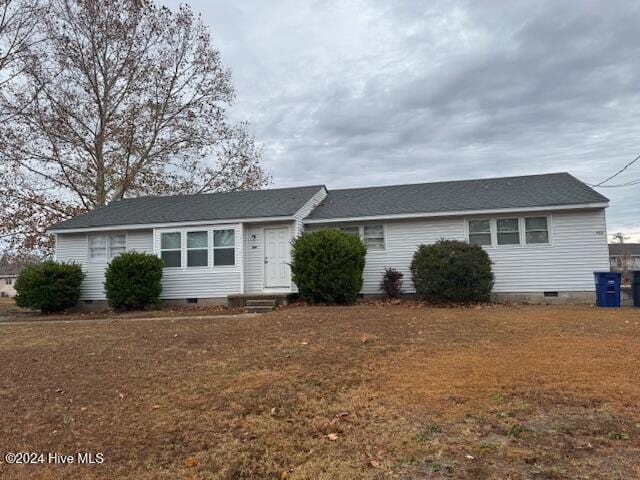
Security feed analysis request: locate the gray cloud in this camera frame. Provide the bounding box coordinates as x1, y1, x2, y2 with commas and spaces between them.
164, 0, 640, 239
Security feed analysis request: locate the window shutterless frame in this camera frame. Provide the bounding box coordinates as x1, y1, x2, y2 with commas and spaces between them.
155, 226, 238, 269
87, 232, 128, 262
160, 231, 182, 268
465, 215, 552, 247
186, 230, 208, 267
335, 224, 386, 250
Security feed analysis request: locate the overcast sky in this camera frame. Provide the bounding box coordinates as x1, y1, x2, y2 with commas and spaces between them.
164, 0, 640, 241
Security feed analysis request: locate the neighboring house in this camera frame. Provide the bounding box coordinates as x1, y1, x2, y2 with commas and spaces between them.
609, 243, 640, 272
0, 265, 23, 297
49, 172, 610, 306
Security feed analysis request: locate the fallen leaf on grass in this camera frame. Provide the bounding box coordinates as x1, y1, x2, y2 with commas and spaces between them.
369, 460, 381, 468
184, 457, 198, 467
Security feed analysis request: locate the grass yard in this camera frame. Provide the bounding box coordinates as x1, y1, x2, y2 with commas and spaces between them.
0, 304, 639, 479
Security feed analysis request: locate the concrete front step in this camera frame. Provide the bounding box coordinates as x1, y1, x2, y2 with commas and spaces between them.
245, 305, 275, 314
246, 299, 277, 307
228, 293, 294, 308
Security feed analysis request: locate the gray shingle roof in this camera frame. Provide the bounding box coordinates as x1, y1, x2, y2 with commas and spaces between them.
50, 186, 325, 231
609, 244, 640, 256
306, 173, 608, 220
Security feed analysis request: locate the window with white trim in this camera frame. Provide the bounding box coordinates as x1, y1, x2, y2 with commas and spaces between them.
363, 224, 384, 250
468, 219, 491, 246
336, 225, 385, 250
160, 232, 181, 267
187, 231, 208, 267
213, 229, 235, 266
525, 217, 549, 244
109, 233, 126, 257
89, 233, 127, 261
497, 218, 520, 245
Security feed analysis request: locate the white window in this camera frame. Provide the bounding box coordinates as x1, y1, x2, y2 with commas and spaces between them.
336, 225, 385, 250
213, 229, 235, 266
363, 224, 385, 250
109, 233, 126, 258
468, 219, 491, 246
89, 233, 126, 261
187, 231, 208, 267
525, 217, 549, 244
160, 232, 182, 267
497, 218, 520, 245
88, 234, 107, 260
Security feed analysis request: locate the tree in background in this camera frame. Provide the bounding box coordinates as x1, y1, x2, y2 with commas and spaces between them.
0, 0, 268, 255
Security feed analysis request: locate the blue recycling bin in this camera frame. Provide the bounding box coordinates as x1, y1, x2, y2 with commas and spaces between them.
631, 271, 640, 308
593, 272, 621, 307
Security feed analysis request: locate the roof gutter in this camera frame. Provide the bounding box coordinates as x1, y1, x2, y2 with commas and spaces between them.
303, 202, 610, 224
48, 215, 296, 234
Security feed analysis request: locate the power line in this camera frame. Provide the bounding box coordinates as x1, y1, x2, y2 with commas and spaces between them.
595, 178, 640, 188
590, 154, 640, 187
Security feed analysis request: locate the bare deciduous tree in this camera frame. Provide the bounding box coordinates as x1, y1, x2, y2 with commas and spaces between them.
0, 0, 268, 255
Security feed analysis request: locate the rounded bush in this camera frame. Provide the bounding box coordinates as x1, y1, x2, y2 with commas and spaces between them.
104, 252, 163, 310
410, 239, 494, 303
291, 229, 366, 304
14, 262, 84, 313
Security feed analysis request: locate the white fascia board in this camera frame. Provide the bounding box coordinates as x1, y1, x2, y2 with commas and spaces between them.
48, 215, 295, 234
303, 202, 610, 224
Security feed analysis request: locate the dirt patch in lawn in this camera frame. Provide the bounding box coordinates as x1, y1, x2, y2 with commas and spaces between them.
0, 304, 639, 479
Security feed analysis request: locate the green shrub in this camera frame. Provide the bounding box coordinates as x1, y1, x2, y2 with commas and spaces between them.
410, 239, 494, 303
14, 262, 84, 313
104, 252, 163, 310
291, 229, 367, 304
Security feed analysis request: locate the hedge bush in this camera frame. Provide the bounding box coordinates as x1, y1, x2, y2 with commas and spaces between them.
104, 252, 163, 310
410, 239, 494, 303
291, 229, 366, 304
14, 262, 84, 313
380, 267, 404, 298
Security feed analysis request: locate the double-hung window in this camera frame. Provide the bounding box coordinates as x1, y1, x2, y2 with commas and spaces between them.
89, 233, 126, 261
468, 219, 491, 246
108, 234, 126, 257
213, 229, 235, 266
363, 225, 384, 250
160, 232, 182, 267
187, 231, 208, 267
497, 218, 520, 245
525, 217, 549, 244
336, 225, 385, 250
88, 235, 107, 260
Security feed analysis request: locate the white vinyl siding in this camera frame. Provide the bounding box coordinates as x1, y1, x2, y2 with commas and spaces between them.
243, 222, 295, 293
306, 209, 609, 295
56, 229, 153, 299
293, 187, 328, 236
153, 224, 242, 299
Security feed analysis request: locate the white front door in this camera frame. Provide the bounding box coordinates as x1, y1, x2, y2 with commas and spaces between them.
264, 227, 290, 288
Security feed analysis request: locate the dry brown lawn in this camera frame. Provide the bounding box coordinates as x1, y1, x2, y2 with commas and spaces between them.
0, 304, 639, 479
